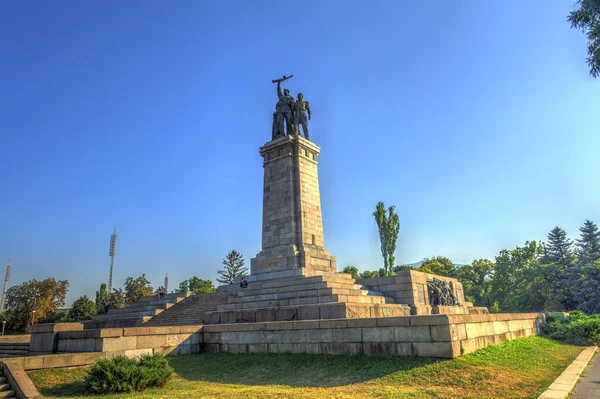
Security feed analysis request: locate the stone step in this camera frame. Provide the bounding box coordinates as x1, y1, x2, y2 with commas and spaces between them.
0, 345, 29, 350
0, 391, 14, 398
110, 302, 174, 314
218, 294, 393, 311
0, 383, 9, 391
137, 292, 192, 303
230, 286, 384, 304
0, 378, 5, 384
92, 308, 164, 321
236, 280, 365, 297
0, 350, 28, 356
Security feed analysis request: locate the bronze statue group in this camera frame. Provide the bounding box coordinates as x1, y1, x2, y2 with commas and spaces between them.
271, 75, 311, 141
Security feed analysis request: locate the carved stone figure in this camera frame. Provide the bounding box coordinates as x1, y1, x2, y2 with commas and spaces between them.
427, 278, 458, 306
293, 93, 311, 140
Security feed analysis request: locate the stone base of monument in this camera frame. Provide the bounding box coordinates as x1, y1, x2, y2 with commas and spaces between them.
209, 269, 411, 324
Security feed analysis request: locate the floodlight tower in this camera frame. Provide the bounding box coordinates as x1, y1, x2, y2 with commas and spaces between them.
0, 260, 11, 313
108, 227, 118, 293
164, 274, 169, 292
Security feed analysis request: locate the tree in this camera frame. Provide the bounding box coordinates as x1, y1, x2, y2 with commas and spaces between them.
217, 250, 248, 284
373, 202, 400, 275
568, 0, 600, 78
107, 289, 126, 310
342, 266, 359, 279
178, 277, 217, 294
572, 259, 600, 314
576, 219, 600, 265
543, 227, 575, 270
69, 295, 98, 321
489, 241, 543, 312
95, 283, 110, 314
124, 274, 154, 304
454, 259, 494, 307
418, 256, 456, 277
5, 278, 69, 332
358, 270, 379, 279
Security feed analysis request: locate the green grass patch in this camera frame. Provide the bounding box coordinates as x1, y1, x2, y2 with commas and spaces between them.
28, 336, 583, 399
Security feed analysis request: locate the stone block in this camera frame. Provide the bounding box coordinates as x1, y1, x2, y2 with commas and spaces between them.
319, 319, 348, 329
408, 315, 449, 326
376, 317, 411, 327
319, 304, 346, 319
430, 325, 453, 342
345, 304, 372, 319
57, 338, 97, 353
136, 335, 167, 349
22, 356, 44, 370
394, 326, 431, 342
331, 328, 362, 343
100, 337, 137, 352
412, 342, 460, 358
276, 307, 299, 321
347, 318, 377, 328
42, 352, 106, 368
29, 333, 56, 353
363, 342, 398, 356
362, 327, 395, 343
297, 306, 320, 320
202, 343, 220, 353
293, 320, 320, 330
248, 344, 269, 353
123, 327, 154, 336
320, 343, 361, 355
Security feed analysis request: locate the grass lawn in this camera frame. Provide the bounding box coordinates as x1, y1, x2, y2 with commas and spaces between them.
28, 336, 583, 399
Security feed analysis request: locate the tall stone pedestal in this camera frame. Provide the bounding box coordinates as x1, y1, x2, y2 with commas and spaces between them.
251, 135, 336, 277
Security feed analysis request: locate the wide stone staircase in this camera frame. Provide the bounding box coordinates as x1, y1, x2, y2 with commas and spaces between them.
144, 293, 233, 326
0, 336, 29, 358
86, 292, 193, 329
205, 271, 410, 323
0, 369, 16, 398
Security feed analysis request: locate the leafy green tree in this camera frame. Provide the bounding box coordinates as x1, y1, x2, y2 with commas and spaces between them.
568, 0, 600, 78
107, 289, 126, 310
576, 219, 600, 264
217, 250, 248, 284
69, 295, 98, 321
393, 265, 413, 272
5, 278, 69, 332
357, 270, 379, 279
124, 274, 154, 304
373, 202, 400, 275
489, 241, 543, 312
418, 256, 456, 277
454, 259, 494, 307
342, 266, 359, 279
572, 260, 600, 314
178, 277, 217, 294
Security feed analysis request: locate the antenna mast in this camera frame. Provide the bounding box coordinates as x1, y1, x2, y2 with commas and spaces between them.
0, 260, 10, 313
108, 227, 118, 293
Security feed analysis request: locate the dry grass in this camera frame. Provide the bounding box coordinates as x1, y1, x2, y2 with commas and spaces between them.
28, 336, 583, 399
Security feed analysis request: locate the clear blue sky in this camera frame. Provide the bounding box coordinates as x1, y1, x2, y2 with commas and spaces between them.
1, 1, 598, 304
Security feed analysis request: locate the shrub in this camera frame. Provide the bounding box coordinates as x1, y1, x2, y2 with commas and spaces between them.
85, 354, 173, 394
545, 311, 600, 346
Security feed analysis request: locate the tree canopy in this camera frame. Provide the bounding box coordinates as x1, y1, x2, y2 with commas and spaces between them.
217, 250, 248, 285
568, 0, 600, 78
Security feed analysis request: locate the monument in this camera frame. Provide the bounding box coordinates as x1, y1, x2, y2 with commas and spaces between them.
251, 75, 335, 277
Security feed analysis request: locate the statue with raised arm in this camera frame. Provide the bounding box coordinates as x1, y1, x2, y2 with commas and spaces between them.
293, 92, 311, 140
272, 75, 295, 137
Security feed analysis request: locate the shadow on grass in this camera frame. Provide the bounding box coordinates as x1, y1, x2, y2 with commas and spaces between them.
35, 380, 88, 397
168, 352, 443, 388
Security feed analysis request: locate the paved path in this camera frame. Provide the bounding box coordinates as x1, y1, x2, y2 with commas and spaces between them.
571, 352, 600, 398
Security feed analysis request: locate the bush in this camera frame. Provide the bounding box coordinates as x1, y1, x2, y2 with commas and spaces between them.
85, 354, 173, 394
545, 311, 600, 346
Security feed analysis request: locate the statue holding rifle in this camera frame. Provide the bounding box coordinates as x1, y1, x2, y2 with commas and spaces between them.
271, 75, 311, 141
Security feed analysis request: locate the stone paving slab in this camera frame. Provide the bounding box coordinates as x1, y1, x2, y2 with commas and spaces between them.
538, 346, 597, 399
570, 347, 600, 398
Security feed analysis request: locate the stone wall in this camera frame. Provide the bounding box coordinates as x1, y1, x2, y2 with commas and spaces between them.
202, 313, 544, 358
27, 313, 544, 360
28, 324, 202, 357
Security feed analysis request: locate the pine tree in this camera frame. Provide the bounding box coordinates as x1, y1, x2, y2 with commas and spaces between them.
217, 250, 248, 284
576, 219, 600, 264
543, 227, 575, 269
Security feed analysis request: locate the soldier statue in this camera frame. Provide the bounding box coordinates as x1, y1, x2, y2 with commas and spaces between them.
274, 79, 295, 137
293, 92, 311, 140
